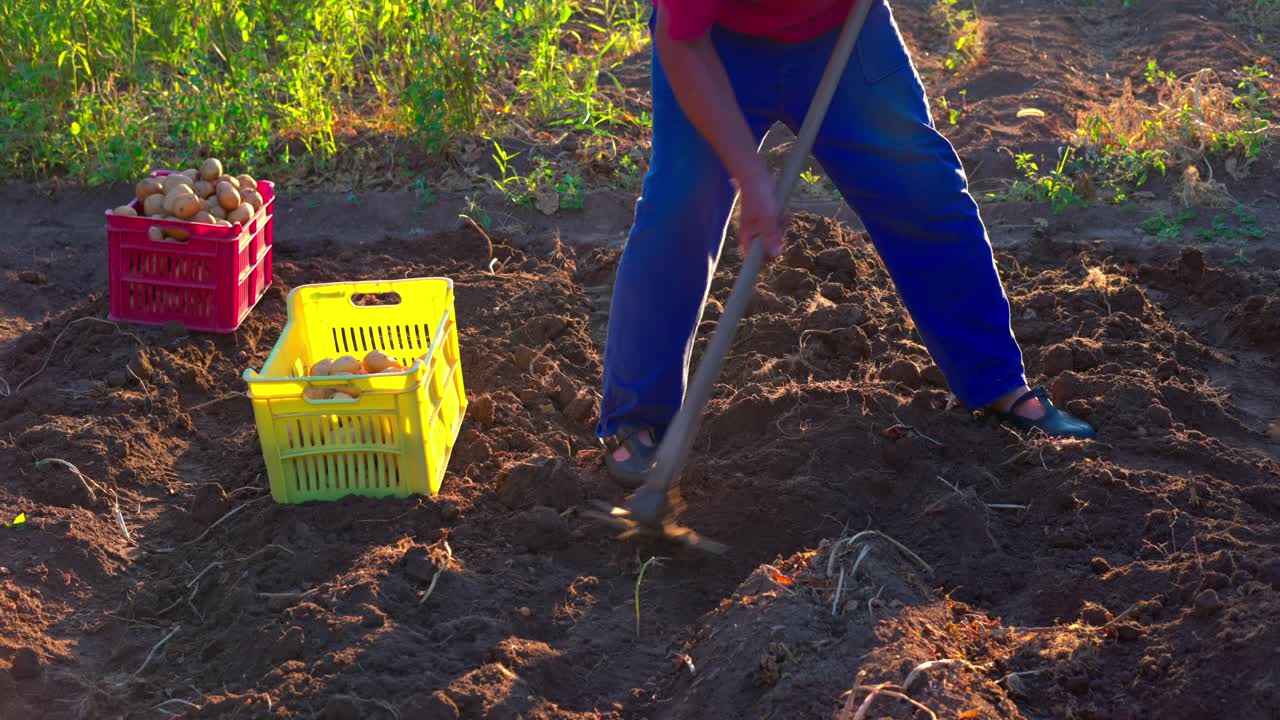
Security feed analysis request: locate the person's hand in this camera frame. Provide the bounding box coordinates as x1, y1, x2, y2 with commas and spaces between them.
735, 171, 785, 260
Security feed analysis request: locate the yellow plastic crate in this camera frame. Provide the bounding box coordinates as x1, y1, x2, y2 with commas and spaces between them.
243, 278, 467, 503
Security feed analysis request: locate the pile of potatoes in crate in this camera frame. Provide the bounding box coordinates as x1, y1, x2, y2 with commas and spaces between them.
110, 159, 265, 240
302, 350, 408, 400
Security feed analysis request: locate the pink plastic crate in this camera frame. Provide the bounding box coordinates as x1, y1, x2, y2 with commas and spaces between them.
106, 171, 275, 333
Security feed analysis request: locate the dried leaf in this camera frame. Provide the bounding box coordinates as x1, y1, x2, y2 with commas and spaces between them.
1016, 107, 1046, 118
959, 710, 980, 719
767, 568, 794, 587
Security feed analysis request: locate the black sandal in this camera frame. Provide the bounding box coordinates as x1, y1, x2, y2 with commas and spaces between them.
601, 425, 658, 489
996, 386, 1096, 439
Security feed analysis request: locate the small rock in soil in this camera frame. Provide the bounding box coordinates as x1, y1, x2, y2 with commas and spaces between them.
1090, 556, 1111, 574
323, 695, 361, 720
401, 691, 460, 720
270, 627, 305, 663
18, 270, 47, 285
9, 648, 41, 679
105, 370, 129, 388
514, 506, 570, 552
1042, 344, 1075, 376
1192, 589, 1222, 617
1267, 420, 1280, 442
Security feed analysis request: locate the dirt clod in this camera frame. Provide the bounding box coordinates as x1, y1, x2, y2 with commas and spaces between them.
1192, 589, 1222, 617
495, 455, 582, 510
514, 506, 570, 552
322, 695, 361, 720
9, 649, 40, 680
1081, 602, 1113, 626
879, 358, 921, 386
402, 691, 460, 720
271, 626, 305, 662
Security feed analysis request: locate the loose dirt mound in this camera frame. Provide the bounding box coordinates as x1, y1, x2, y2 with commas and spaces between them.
2, 203, 1279, 719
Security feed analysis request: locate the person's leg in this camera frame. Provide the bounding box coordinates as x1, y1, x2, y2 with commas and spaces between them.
779, 0, 1091, 436
597, 18, 781, 462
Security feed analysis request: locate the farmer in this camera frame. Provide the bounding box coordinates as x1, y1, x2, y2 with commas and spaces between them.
596, 0, 1095, 486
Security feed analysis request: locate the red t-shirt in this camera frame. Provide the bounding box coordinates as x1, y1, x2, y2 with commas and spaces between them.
656, 0, 855, 42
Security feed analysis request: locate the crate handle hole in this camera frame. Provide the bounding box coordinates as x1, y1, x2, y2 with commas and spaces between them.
350, 292, 402, 307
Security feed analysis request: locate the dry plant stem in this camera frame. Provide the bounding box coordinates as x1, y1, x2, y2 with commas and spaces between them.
188, 391, 248, 412
850, 543, 872, 580
147, 498, 264, 554
832, 566, 846, 617
826, 530, 933, 577
258, 588, 319, 600
847, 683, 938, 720
122, 625, 180, 685
36, 457, 132, 542
17, 317, 144, 393
902, 658, 985, 692
0, 375, 10, 397
419, 540, 453, 606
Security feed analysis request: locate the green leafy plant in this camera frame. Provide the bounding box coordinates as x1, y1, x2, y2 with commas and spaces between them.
1139, 209, 1196, 240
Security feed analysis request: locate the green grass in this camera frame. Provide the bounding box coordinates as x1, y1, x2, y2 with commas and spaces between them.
0, 0, 651, 186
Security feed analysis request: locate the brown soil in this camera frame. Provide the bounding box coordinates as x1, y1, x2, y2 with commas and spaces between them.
2, 0, 1279, 718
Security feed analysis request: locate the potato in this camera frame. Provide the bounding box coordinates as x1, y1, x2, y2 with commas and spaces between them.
143, 193, 166, 217
208, 204, 227, 220
135, 178, 164, 202
362, 350, 401, 373
173, 195, 201, 220
165, 224, 191, 241
303, 387, 334, 400
329, 355, 362, 375
218, 175, 241, 190
193, 180, 215, 198
215, 219, 232, 227
330, 391, 357, 401
240, 187, 264, 209
148, 226, 165, 242
181, 168, 199, 180
200, 158, 223, 182
112, 205, 138, 216
216, 183, 241, 211
237, 174, 256, 190
379, 366, 403, 374
227, 204, 253, 225
163, 173, 194, 191
193, 210, 215, 224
